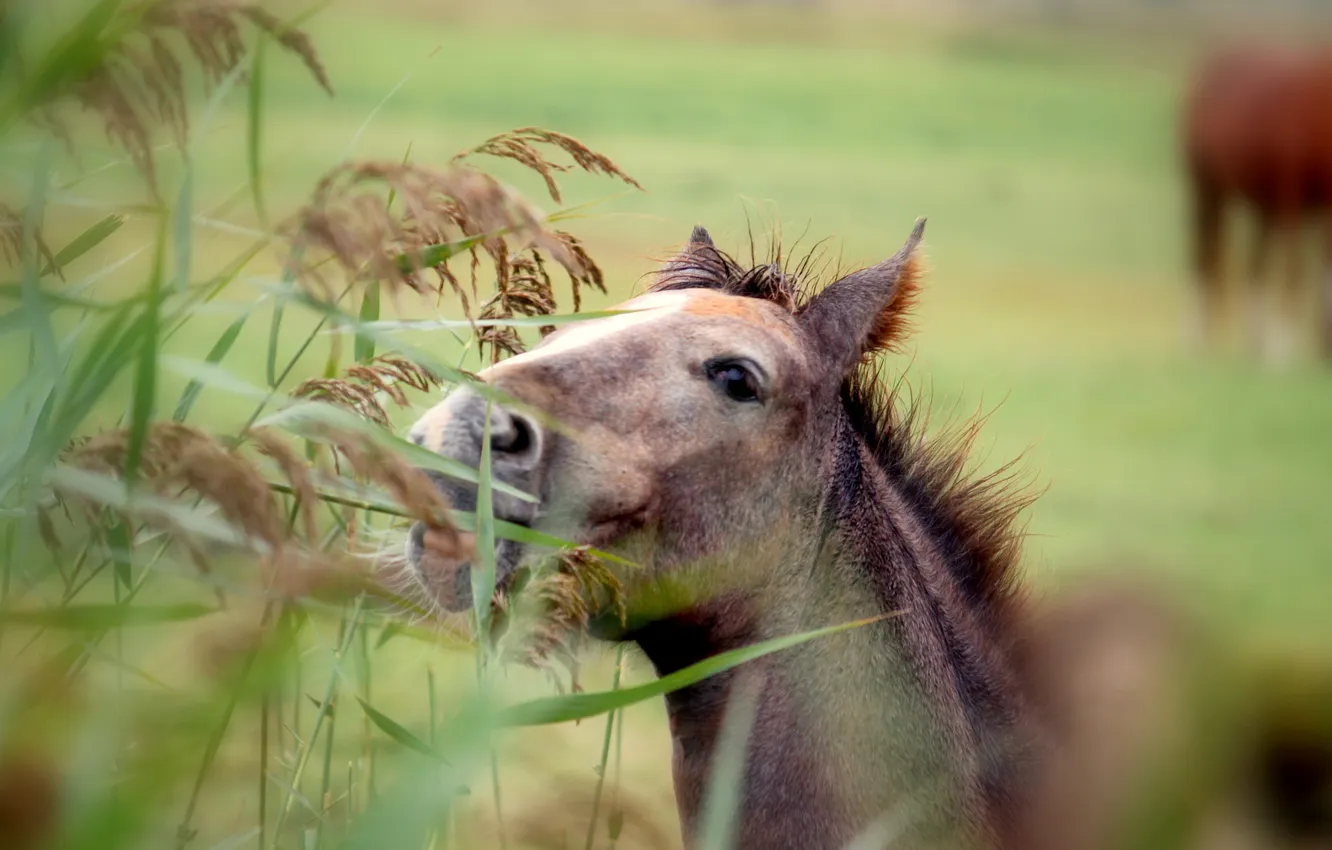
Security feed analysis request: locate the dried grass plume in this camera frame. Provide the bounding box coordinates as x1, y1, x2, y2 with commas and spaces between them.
292, 354, 442, 428
33, 0, 332, 195
455, 126, 643, 204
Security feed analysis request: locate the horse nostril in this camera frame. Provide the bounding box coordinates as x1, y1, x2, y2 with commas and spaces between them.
490, 409, 536, 457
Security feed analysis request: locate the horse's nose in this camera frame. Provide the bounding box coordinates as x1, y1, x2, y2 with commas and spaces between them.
486, 403, 541, 468
409, 389, 542, 468
408, 388, 543, 525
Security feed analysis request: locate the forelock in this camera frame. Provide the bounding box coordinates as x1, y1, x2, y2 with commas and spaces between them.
648, 238, 825, 313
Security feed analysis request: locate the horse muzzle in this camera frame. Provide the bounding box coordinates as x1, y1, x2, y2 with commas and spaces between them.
405, 385, 546, 612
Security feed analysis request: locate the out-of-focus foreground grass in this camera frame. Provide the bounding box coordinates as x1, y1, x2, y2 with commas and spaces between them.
3, 1, 1331, 849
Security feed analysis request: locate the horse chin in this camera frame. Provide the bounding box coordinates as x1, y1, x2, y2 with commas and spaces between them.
582, 504, 651, 551
407, 522, 527, 614
408, 505, 646, 616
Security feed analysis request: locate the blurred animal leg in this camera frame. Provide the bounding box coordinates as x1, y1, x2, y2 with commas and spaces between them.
1323, 269, 1332, 361
1322, 221, 1332, 360
1267, 212, 1304, 367
1246, 212, 1274, 358
1189, 180, 1225, 350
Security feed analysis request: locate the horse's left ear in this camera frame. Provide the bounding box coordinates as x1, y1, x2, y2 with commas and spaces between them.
797, 218, 925, 377
648, 225, 721, 293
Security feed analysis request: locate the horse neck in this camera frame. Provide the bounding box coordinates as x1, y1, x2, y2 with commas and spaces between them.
630, 413, 1031, 850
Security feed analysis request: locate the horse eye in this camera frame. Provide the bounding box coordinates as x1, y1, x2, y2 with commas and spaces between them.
708, 361, 761, 403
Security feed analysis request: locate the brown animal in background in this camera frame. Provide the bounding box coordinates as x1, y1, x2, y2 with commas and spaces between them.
1182, 46, 1332, 363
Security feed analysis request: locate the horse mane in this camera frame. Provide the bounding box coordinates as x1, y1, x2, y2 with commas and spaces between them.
647, 235, 1036, 638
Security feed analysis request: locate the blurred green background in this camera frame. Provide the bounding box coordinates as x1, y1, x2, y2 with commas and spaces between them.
99, 0, 1330, 635
9, 0, 1332, 846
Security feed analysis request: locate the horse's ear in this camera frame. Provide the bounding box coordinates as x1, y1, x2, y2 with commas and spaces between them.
649, 225, 721, 292
797, 218, 925, 376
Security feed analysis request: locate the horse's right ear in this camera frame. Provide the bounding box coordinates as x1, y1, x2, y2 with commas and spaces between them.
649, 225, 720, 292
797, 218, 925, 377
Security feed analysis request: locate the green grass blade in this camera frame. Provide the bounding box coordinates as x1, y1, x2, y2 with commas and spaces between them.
258, 688, 270, 850
266, 297, 285, 388
356, 697, 446, 762
171, 312, 255, 421
583, 645, 626, 850
488, 746, 507, 850
9, 144, 60, 492
273, 598, 364, 838
178, 620, 274, 848
164, 234, 267, 333
166, 356, 269, 407
0, 0, 32, 83
428, 667, 437, 747
497, 614, 897, 727
123, 213, 168, 485
338, 619, 467, 651
339, 697, 490, 850
471, 402, 496, 642
395, 233, 488, 274
261, 252, 305, 392
0, 0, 121, 131
172, 165, 194, 290
0, 603, 215, 629
247, 32, 269, 226
374, 621, 403, 649
79, 642, 180, 691
195, 54, 247, 147
315, 650, 340, 850
256, 400, 537, 503
450, 514, 635, 568
60, 304, 135, 391
106, 517, 133, 590
46, 306, 145, 450
21, 144, 57, 389
695, 672, 761, 850
41, 213, 124, 277
264, 284, 574, 434
358, 620, 377, 803
269, 475, 631, 571
545, 189, 643, 224
0, 353, 69, 496
345, 76, 412, 160
354, 281, 379, 364
0, 286, 139, 314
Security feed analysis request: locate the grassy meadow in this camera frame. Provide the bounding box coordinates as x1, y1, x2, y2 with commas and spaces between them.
4, 1, 1332, 848
145, 1, 1332, 632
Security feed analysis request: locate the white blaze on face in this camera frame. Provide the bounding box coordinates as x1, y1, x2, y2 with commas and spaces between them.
481, 290, 693, 376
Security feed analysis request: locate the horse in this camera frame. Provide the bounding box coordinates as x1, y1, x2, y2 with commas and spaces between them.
407, 219, 1041, 849
403, 222, 1332, 849
1182, 46, 1332, 363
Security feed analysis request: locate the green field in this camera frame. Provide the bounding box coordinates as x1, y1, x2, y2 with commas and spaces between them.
130, 3, 1332, 634
9, 2, 1332, 847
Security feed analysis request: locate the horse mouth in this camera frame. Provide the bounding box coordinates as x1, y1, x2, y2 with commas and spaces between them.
406, 502, 648, 615
407, 521, 528, 613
